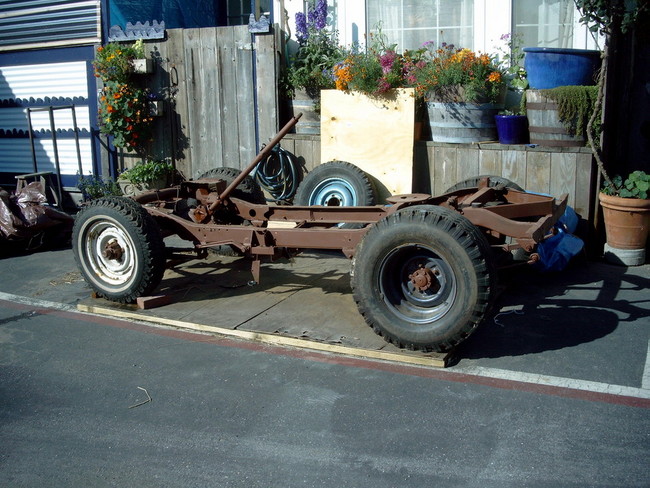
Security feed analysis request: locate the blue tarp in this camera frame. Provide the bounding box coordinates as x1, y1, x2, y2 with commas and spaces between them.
109, 0, 226, 29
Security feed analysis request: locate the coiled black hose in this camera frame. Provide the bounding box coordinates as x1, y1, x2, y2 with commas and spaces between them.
254, 145, 299, 203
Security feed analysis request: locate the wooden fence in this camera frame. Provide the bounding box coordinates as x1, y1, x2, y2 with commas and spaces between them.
113, 25, 281, 179
282, 134, 598, 238
111, 25, 598, 244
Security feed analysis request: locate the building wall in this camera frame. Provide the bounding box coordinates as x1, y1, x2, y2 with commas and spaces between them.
274, 0, 601, 54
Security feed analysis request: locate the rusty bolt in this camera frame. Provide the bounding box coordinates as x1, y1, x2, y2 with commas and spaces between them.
102, 239, 123, 261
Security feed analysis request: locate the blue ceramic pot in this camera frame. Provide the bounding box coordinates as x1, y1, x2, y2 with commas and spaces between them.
495, 115, 528, 145
523, 47, 601, 89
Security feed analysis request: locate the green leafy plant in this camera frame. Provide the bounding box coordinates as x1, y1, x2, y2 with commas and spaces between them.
76, 174, 123, 200
540, 85, 601, 147
601, 171, 649, 199
403, 43, 505, 103
98, 80, 154, 150
94, 40, 154, 153
332, 28, 424, 97
284, 0, 344, 100
496, 33, 528, 92
94, 40, 145, 83
119, 159, 174, 186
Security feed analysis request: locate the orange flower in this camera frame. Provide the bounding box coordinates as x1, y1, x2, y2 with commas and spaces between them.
113, 93, 122, 100
488, 71, 502, 83
106, 105, 116, 113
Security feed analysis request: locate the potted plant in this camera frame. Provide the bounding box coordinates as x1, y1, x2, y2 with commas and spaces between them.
94, 40, 156, 154
118, 159, 175, 196
76, 174, 123, 201
494, 33, 529, 145
495, 110, 528, 145
404, 43, 506, 142
572, 0, 649, 264
283, 0, 343, 134
526, 85, 600, 147
598, 171, 650, 265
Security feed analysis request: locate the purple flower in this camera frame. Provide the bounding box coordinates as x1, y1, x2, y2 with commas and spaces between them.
379, 50, 398, 74
295, 12, 308, 43
308, 0, 328, 31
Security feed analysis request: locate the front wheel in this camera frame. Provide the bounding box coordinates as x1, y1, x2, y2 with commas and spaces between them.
72, 197, 166, 303
351, 205, 496, 352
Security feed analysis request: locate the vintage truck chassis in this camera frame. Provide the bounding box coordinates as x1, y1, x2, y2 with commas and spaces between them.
73, 116, 567, 352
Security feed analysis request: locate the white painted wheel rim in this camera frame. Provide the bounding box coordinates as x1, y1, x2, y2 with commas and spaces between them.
82, 216, 137, 289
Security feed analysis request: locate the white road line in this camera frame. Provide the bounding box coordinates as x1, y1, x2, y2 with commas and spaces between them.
0, 291, 76, 312
642, 340, 650, 391
452, 365, 650, 400
1, 291, 648, 400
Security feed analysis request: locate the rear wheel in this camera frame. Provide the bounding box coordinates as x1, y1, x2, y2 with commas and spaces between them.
351, 205, 496, 352
197, 167, 265, 256
197, 167, 265, 205
72, 197, 165, 303
444, 175, 523, 193
294, 161, 376, 228
294, 161, 376, 207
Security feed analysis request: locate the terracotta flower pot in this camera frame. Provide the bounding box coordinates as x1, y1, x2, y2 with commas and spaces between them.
599, 192, 650, 265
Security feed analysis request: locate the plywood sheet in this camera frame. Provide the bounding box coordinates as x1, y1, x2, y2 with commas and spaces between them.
321, 89, 415, 197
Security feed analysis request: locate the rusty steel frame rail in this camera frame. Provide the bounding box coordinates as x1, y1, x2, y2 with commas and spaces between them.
142, 189, 567, 256
133, 117, 568, 282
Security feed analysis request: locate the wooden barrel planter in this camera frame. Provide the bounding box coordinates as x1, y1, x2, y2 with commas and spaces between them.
290, 89, 320, 134
526, 89, 584, 147
425, 102, 502, 143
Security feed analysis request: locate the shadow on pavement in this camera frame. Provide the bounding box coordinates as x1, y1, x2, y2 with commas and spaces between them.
456, 260, 650, 360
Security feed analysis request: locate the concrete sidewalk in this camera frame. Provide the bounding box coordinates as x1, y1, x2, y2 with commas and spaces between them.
0, 240, 648, 390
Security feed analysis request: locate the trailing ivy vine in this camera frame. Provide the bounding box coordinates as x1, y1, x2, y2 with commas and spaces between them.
540, 85, 601, 148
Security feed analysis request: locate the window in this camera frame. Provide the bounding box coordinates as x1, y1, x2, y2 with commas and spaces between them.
513, 0, 577, 48
366, 0, 474, 51
228, 0, 271, 26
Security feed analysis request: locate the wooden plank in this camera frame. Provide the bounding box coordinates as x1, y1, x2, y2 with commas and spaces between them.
146, 38, 171, 165
163, 29, 192, 178
321, 88, 415, 196
295, 138, 318, 171
456, 147, 479, 182
182, 28, 204, 177
216, 27, 240, 170
433, 146, 458, 196
426, 144, 436, 194
550, 152, 576, 207
479, 148, 503, 176
254, 29, 279, 147
77, 302, 449, 368
525, 150, 552, 194
574, 152, 595, 220
501, 149, 526, 189
195, 28, 219, 177
233, 25, 256, 168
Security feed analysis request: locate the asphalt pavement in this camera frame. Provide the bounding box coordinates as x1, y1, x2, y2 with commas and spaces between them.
0, 241, 649, 486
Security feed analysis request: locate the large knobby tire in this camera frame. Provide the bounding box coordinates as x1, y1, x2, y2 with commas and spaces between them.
444, 175, 524, 194
72, 197, 165, 303
351, 205, 497, 352
294, 161, 376, 207
197, 167, 265, 205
